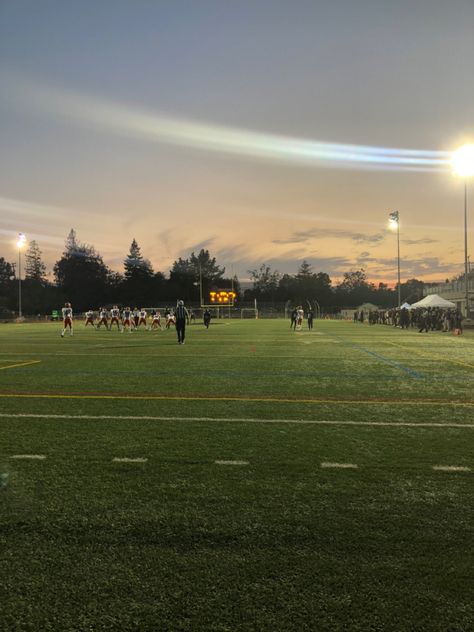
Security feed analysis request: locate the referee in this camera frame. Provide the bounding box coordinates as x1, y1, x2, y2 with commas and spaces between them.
175, 299, 189, 344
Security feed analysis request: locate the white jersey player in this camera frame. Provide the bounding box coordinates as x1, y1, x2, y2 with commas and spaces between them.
84, 310, 94, 327
97, 308, 109, 330
138, 309, 147, 328
61, 303, 73, 337
110, 306, 121, 330
122, 307, 133, 332
150, 311, 162, 330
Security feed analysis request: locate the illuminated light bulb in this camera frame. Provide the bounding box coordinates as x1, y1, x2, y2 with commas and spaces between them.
451, 144, 474, 178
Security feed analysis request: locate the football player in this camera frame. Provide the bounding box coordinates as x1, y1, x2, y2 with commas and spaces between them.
61, 302, 73, 337
84, 309, 95, 327
122, 306, 133, 332
97, 307, 109, 330
138, 308, 147, 328
150, 311, 162, 330
110, 305, 121, 330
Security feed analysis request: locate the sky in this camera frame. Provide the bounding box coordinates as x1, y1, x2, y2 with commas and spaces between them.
1, 0, 474, 285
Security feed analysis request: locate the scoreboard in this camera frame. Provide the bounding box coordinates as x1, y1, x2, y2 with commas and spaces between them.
209, 290, 237, 305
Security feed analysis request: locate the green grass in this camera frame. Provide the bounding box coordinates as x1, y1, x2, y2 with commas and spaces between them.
0, 319, 473, 631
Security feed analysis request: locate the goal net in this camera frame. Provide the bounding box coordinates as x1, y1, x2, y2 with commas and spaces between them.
240, 308, 258, 319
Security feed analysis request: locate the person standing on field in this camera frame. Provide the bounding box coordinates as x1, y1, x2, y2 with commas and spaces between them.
307, 309, 314, 330
175, 299, 189, 344
61, 302, 73, 337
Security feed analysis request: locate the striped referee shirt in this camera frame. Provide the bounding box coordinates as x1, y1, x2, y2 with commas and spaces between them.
175, 305, 188, 320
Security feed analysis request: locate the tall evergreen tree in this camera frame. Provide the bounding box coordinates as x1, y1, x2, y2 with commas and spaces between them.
54, 229, 110, 310
122, 239, 155, 304
189, 249, 225, 284
25, 240, 47, 282
124, 239, 154, 280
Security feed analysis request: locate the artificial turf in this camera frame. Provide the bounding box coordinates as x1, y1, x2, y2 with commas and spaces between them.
0, 319, 473, 631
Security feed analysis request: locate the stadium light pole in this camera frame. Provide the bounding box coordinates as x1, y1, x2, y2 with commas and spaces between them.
388, 211, 401, 308
16, 232, 27, 319
451, 144, 474, 319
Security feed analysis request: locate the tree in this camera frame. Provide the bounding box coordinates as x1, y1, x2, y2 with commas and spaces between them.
248, 264, 281, 301
275, 263, 333, 311
0, 257, 15, 288
401, 278, 425, 304
335, 269, 375, 307
296, 260, 313, 278
25, 240, 47, 282
169, 249, 226, 302
54, 229, 111, 310
122, 239, 155, 305
338, 269, 369, 293
124, 239, 154, 280
189, 249, 225, 284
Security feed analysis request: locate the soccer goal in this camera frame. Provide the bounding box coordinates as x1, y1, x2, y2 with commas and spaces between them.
241, 308, 258, 319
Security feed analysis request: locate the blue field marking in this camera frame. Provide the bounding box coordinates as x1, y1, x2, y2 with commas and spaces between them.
325, 334, 423, 379
0, 367, 424, 379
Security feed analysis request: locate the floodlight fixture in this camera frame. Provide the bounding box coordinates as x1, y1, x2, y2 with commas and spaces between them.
388, 210, 399, 230
451, 144, 474, 178
17, 232, 27, 249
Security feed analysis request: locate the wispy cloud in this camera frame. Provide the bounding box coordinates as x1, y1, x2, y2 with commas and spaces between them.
273, 227, 386, 245
401, 237, 439, 245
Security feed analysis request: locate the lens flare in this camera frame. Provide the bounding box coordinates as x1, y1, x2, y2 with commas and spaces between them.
451, 144, 474, 178
3, 74, 452, 172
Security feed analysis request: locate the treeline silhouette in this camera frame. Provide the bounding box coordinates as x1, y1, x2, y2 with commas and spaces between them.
0, 229, 425, 315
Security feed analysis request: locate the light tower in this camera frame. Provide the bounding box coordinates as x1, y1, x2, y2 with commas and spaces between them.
388, 211, 401, 308
451, 144, 474, 319
16, 233, 27, 319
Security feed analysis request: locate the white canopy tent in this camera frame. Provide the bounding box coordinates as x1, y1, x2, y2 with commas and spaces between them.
400, 302, 411, 310
410, 294, 455, 309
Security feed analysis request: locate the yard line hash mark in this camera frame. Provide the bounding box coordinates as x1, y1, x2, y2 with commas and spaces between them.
321, 462, 358, 469
432, 465, 471, 472
10, 454, 46, 460
215, 460, 249, 465
112, 457, 148, 463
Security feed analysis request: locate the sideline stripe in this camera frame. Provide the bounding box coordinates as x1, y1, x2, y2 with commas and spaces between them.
215, 460, 249, 465
386, 340, 474, 370
113, 457, 148, 463
1, 413, 474, 428
0, 392, 473, 406
0, 360, 41, 371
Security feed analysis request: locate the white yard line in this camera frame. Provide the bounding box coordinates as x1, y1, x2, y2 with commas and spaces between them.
321, 462, 358, 469
432, 465, 471, 472
0, 413, 474, 428
112, 457, 148, 463
10, 454, 46, 460
215, 460, 249, 465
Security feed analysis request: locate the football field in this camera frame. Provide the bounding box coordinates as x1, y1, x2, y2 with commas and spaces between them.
1, 319, 473, 631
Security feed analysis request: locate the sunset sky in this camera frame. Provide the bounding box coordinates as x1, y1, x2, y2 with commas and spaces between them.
1, 0, 474, 285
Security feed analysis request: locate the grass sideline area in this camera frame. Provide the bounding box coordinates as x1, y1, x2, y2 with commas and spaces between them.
0, 319, 473, 631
